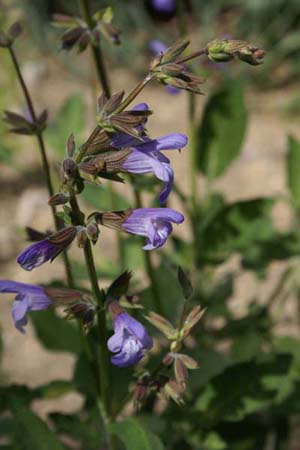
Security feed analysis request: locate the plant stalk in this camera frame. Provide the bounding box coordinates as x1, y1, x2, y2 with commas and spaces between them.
8, 46, 74, 287
79, 0, 111, 98
79, 0, 127, 270
69, 195, 112, 446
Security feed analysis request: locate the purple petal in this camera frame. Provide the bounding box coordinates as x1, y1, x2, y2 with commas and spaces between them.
149, 39, 167, 55
122, 208, 184, 250
0, 280, 52, 333
165, 85, 181, 95
17, 240, 62, 271
126, 208, 184, 224
143, 220, 173, 250
111, 339, 144, 367
151, 0, 176, 13
11, 296, 30, 334
119, 313, 152, 349
134, 133, 188, 152
0, 280, 43, 295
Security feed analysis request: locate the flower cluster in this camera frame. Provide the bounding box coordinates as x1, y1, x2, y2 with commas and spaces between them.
2, 83, 185, 373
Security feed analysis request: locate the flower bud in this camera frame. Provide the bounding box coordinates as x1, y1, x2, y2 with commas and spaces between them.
206, 39, 265, 66
86, 222, 99, 244
174, 357, 188, 386
76, 227, 88, 248
164, 379, 185, 405
145, 311, 177, 340
183, 305, 205, 337
62, 158, 78, 182
8, 22, 23, 40
67, 133, 76, 158
48, 193, 69, 206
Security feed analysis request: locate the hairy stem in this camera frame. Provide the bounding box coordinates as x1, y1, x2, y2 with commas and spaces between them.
8, 46, 74, 287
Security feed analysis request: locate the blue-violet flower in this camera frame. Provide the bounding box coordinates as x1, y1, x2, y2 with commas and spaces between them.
17, 226, 77, 271
0, 280, 52, 333
122, 207, 184, 250
108, 311, 153, 367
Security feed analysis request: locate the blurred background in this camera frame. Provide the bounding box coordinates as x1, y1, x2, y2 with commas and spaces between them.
2, 0, 300, 449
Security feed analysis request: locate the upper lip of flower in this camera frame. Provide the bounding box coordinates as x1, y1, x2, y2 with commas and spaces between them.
108, 312, 152, 367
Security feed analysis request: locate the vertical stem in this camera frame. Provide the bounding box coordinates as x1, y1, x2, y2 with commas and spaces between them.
69, 195, 112, 444
79, 0, 127, 270
79, 0, 111, 98
8, 46, 74, 288
132, 185, 165, 315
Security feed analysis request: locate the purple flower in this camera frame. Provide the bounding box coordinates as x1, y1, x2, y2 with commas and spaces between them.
17, 226, 77, 271
0, 280, 52, 333
151, 0, 176, 14
108, 312, 152, 367
149, 40, 180, 95
121, 133, 188, 203
122, 208, 184, 250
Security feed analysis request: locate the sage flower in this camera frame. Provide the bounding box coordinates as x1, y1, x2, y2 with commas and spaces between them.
121, 133, 187, 203
108, 311, 152, 367
0, 280, 52, 333
17, 226, 77, 271
122, 207, 184, 250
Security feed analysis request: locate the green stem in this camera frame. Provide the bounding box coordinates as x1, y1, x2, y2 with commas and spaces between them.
79, 0, 127, 271
114, 74, 153, 113
69, 195, 112, 445
79, 0, 111, 97
132, 185, 165, 315
8, 46, 74, 288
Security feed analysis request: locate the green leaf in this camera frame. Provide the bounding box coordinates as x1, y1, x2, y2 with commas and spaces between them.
46, 95, 85, 158
9, 399, 65, 450
286, 134, 300, 208
196, 80, 248, 180
50, 409, 104, 450
109, 418, 165, 450
31, 309, 81, 354
196, 198, 274, 264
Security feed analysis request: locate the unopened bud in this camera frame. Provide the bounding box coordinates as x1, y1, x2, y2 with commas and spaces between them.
67, 133, 76, 158
206, 39, 265, 66
76, 227, 88, 248
86, 222, 99, 244
163, 353, 174, 366
62, 158, 78, 181
164, 379, 185, 405
145, 312, 177, 340
238, 47, 265, 66
174, 358, 188, 386
8, 22, 23, 40
179, 354, 198, 370
183, 305, 205, 337
48, 193, 69, 206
